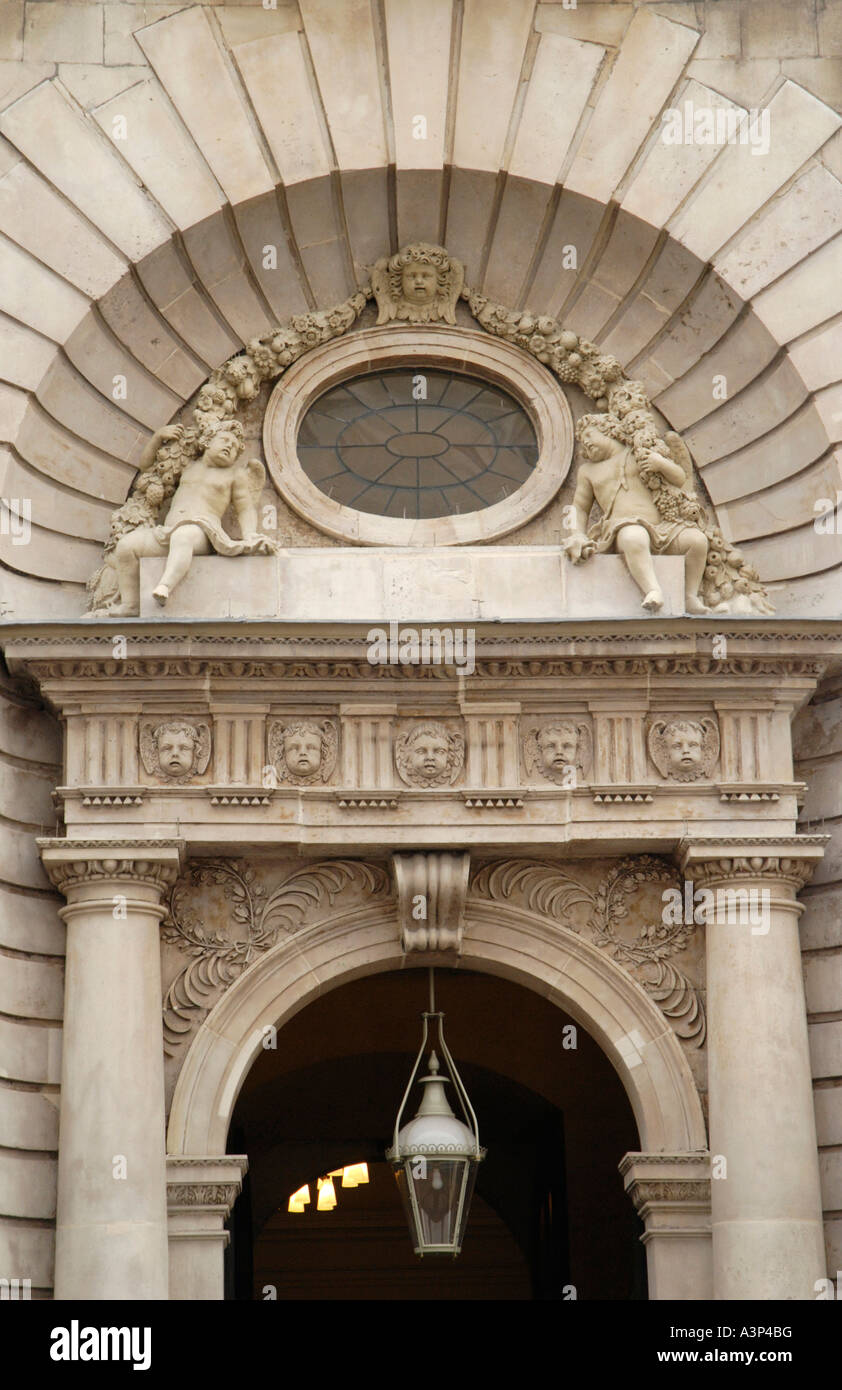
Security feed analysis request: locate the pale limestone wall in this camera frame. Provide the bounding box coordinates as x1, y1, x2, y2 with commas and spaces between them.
0, 0, 841, 1298
0, 677, 62, 1298
0, 1, 840, 612
794, 683, 842, 1279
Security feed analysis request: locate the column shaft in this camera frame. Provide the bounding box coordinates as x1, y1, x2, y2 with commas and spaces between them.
683, 843, 826, 1300
40, 842, 182, 1301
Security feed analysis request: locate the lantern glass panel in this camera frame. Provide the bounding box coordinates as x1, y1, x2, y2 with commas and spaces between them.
395, 1157, 479, 1254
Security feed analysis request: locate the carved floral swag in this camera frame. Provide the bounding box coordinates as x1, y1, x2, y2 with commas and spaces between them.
87, 251, 771, 615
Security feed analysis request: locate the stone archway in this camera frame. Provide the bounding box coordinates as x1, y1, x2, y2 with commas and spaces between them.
166, 888, 710, 1300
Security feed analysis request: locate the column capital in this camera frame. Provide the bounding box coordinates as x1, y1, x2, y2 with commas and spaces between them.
619, 1151, 711, 1225
166, 1155, 248, 1219
38, 838, 185, 895
678, 835, 828, 890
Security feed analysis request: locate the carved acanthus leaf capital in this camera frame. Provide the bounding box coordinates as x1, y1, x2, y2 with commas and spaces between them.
38, 838, 184, 894
679, 837, 828, 890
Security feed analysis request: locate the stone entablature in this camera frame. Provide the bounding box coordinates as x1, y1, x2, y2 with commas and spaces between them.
6, 622, 830, 852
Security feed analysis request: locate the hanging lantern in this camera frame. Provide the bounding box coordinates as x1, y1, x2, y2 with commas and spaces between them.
386, 973, 485, 1257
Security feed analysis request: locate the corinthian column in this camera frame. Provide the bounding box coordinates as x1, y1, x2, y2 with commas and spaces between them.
39, 838, 183, 1301
680, 837, 827, 1301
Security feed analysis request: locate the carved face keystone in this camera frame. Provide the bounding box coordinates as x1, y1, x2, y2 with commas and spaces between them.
283, 730, 322, 778
157, 730, 196, 776
538, 728, 578, 773
665, 726, 704, 774
400, 262, 438, 305
407, 733, 450, 780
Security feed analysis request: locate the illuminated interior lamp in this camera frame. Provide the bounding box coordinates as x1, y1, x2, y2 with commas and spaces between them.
387, 969, 485, 1257
316, 1176, 337, 1211
287, 1184, 310, 1214
340, 1163, 370, 1188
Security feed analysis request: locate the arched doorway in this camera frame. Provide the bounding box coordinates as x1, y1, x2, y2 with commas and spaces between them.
225, 969, 645, 1300
167, 894, 710, 1299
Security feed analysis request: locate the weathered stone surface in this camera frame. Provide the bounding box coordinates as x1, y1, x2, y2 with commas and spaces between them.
12, 396, 135, 503
24, 3, 102, 64
752, 235, 842, 344
790, 320, 842, 392
701, 396, 837, 502
566, 8, 699, 202
93, 79, 224, 231
715, 165, 842, 301
452, 0, 535, 175
716, 450, 842, 543
182, 213, 274, 345
136, 549, 686, 621
135, 244, 240, 370
299, 0, 387, 172
0, 1223, 54, 1289
536, 1, 632, 49
0, 1086, 58, 1151
0, 160, 127, 300
57, 63, 146, 110
654, 312, 779, 433
0, 81, 169, 263
0, 234, 89, 343
685, 58, 779, 110
742, 0, 818, 59
511, 32, 603, 186
0, 447, 113, 544
385, 0, 451, 175
643, 272, 743, 387
622, 80, 744, 228
233, 30, 329, 185
136, 6, 275, 205
695, 0, 741, 60
809, 1020, 842, 1079
670, 83, 841, 263
0, 2, 23, 63
0, 1150, 56, 1220
814, 1086, 842, 1146
234, 192, 310, 323
64, 316, 183, 429
104, 3, 184, 67
804, 950, 842, 1016
0, 1016, 61, 1085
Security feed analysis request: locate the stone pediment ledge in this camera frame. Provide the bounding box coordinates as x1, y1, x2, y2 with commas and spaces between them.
4, 619, 842, 664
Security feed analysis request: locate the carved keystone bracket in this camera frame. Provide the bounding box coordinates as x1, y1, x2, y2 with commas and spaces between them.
393, 851, 470, 953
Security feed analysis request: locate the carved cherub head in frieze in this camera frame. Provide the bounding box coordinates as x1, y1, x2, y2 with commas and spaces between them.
524, 720, 592, 787
648, 717, 719, 783
140, 720, 211, 782
269, 719, 338, 786
395, 721, 464, 788
371, 244, 464, 325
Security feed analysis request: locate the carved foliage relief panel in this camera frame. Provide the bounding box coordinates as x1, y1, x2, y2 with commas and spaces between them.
160, 852, 707, 1109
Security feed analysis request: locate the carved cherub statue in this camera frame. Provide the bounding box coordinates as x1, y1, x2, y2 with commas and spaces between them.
104, 418, 277, 615
395, 722, 464, 788
268, 719, 337, 786
371, 244, 464, 325
139, 719, 211, 783
524, 720, 592, 786
647, 717, 719, 783
563, 413, 710, 614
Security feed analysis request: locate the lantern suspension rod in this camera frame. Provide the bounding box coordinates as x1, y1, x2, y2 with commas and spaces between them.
428, 967, 436, 1016
391, 1010, 430, 1155
435, 1013, 481, 1154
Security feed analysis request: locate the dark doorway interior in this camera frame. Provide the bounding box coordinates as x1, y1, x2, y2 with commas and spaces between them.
226, 968, 645, 1300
